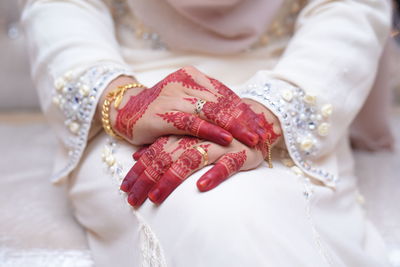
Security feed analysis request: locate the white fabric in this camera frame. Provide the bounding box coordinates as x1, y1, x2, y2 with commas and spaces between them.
20, 0, 393, 266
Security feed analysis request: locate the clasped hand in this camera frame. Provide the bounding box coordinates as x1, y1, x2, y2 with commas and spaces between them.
106, 66, 281, 207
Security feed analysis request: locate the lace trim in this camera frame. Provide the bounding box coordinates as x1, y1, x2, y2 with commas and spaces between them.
240, 74, 337, 187
51, 64, 135, 182
101, 139, 168, 267
0, 248, 93, 267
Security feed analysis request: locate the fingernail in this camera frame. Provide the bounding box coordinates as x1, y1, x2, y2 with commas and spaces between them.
127, 194, 138, 206
246, 131, 259, 146
219, 132, 233, 145
197, 178, 211, 192
132, 152, 140, 161
149, 188, 161, 203
120, 180, 130, 192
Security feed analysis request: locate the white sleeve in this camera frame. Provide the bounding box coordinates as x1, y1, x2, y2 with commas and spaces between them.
239, 0, 391, 187
21, 0, 135, 183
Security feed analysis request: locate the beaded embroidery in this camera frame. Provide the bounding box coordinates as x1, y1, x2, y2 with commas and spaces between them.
240, 74, 337, 187
51, 64, 134, 181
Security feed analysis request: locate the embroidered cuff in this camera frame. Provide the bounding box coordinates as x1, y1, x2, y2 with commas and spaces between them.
240, 75, 337, 187
51, 64, 135, 182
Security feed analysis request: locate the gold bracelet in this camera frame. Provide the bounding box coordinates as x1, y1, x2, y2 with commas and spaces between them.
265, 137, 273, 168
101, 83, 146, 139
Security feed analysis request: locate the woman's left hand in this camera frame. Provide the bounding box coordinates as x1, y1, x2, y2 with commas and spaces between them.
120, 99, 282, 207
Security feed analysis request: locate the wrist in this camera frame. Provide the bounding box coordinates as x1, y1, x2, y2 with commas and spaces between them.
96, 75, 146, 139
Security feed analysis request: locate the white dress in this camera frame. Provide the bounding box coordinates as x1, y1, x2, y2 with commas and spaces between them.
21, 0, 392, 266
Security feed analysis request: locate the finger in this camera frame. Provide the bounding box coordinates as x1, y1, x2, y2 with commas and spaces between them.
157, 111, 233, 146
127, 155, 173, 207
181, 92, 259, 147
132, 146, 150, 161
148, 143, 217, 205
197, 150, 247, 192
127, 136, 199, 207
120, 137, 169, 192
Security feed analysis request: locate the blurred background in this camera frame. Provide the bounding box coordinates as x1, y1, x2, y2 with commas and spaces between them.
0, 0, 399, 266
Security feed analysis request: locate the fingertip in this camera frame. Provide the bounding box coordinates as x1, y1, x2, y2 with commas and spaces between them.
148, 188, 161, 204
132, 152, 140, 161
219, 131, 233, 146
127, 194, 139, 207
120, 180, 131, 192
245, 131, 259, 147
197, 177, 212, 192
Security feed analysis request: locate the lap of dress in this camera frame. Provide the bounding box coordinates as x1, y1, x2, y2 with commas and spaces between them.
67, 132, 389, 267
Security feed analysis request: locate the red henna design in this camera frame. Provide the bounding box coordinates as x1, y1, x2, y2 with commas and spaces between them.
148, 143, 211, 204
115, 88, 162, 139
171, 136, 200, 154
157, 112, 233, 146
218, 150, 247, 176
157, 112, 203, 135
183, 97, 198, 105
120, 137, 168, 192
197, 150, 247, 192
115, 69, 216, 140
170, 148, 203, 180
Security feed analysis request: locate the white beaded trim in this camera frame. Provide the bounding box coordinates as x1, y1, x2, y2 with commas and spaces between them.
50, 64, 134, 182
240, 76, 337, 187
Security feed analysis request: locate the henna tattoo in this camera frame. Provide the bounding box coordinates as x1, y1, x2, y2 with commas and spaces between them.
115, 88, 162, 139
183, 97, 199, 105
157, 112, 203, 135
171, 136, 200, 154
115, 68, 215, 140
170, 148, 203, 180
218, 150, 247, 176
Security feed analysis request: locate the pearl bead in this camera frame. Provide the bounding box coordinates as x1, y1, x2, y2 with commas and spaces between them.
318, 122, 330, 136
321, 104, 333, 118
303, 94, 316, 105
281, 158, 295, 167
281, 90, 293, 102
52, 96, 60, 106
300, 138, 314, 151
68, 121, 80, 134
291, 166, 304, 176
64, 70, 74, 81
54, 78, 65, 91
79, 84, 90, 96
105, 155, 115, 166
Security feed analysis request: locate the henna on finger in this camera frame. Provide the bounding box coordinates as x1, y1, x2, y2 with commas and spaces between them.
120, 137, 168, 192
197, 150, 247, 192
128, 148, 174, 207
114, 69, 213, 141
132, 146, 150, 161
157, 111, 233, 146
125, 136, 202, 207
148, 144, 211, 204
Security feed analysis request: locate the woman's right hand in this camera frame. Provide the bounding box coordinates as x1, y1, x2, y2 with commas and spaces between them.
104, 66, 269, 147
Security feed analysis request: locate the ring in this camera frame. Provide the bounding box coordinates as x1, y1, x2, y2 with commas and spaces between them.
194, 99, 207, 115
194, 146, 208, 166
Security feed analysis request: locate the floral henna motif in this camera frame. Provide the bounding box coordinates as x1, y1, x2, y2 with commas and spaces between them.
157, 112, 203, 135
115, 88, 162, 139
171, 137, 200, 154
196, 149, 247, 192
218, 150, 247, 176
115, 69, 217, 140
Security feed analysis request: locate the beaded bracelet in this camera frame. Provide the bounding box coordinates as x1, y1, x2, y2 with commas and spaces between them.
101, 83, 146, 139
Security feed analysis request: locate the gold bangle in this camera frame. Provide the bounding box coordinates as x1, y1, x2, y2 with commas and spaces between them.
265, 137, 273, 168
101, 83, 146, 139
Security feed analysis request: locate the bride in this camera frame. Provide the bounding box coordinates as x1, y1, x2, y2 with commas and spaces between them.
21, 0, 392, 266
